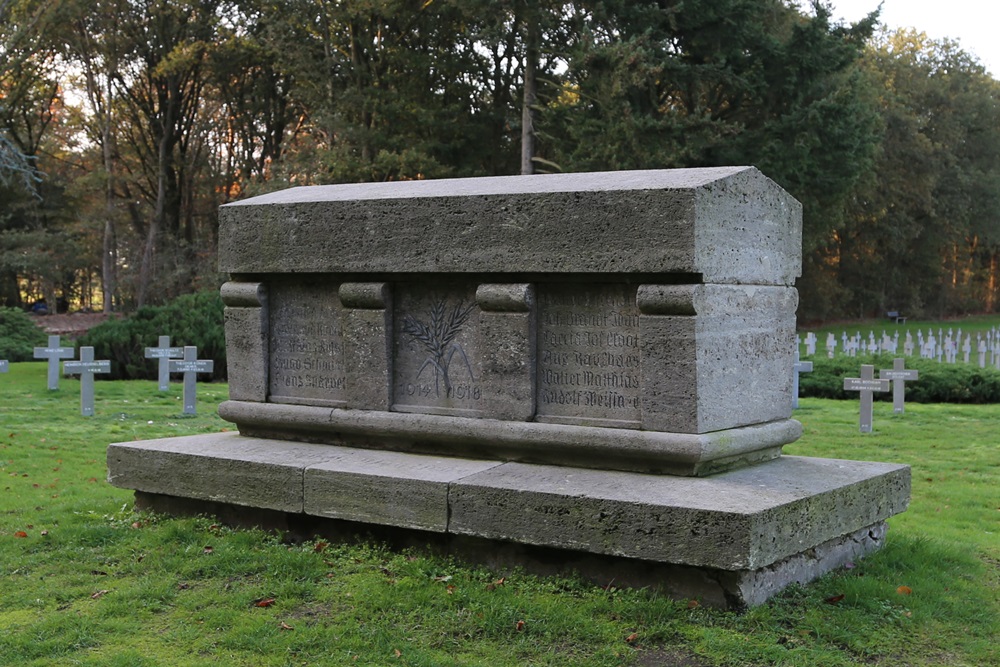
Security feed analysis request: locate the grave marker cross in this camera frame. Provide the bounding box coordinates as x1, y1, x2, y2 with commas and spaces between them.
33, 335, 74, 390
63, 346, 111, 416
169, 346, 214, 415
792, 351, 813, 409
0, 359, 8, 373
879, 358, 919, 414
145, 335, 184, 391
843, 364, 890, 433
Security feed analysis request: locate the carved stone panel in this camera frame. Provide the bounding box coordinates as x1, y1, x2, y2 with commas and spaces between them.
393, 284, 483, 417
268, 280, 347, 406
536, 283, 641, 428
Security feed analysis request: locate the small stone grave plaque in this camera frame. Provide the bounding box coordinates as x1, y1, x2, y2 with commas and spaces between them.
535, 283, 641, 428
844, 365, 890, 433
33, 335, 74, 390
268, 280, 347, 407
145, 335, 183, 391
63, 346, 111, 416
169, 346, 214, 415
879, 358, 918, 414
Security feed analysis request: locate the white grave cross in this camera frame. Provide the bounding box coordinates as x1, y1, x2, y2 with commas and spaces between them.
33, 335, 75, 390
63, 346, 111, 416
879, 358, 919, 414
792, 350, 813, 409
145, 335, 184, 391
843, 364, 890, 433
169, 346, 214, 415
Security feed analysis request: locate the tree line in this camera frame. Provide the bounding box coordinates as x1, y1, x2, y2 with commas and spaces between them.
1, 0, 998, 322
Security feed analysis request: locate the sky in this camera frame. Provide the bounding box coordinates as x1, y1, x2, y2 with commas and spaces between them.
826, 0, 999, 76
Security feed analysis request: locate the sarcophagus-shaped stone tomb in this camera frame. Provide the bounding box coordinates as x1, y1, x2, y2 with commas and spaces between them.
218, 167, 804, 475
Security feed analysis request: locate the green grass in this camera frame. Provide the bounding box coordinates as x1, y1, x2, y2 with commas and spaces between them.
1, 362, 998, 666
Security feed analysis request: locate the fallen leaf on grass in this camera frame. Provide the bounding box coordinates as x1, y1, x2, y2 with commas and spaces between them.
203, 546, 214, 554
686, 600, 700, 609
625, 632, 639, 643
40, 530, 48, 536
896, 585, 912, 595
446, 584, 456, 595
313, 541, 329, 553
253, 597, 276, 608
486, 577, 506, 591
393, 649, 402, 658
515, 620, 525, 631
824, 594, 846, 604
433, 575, 452, 583
91, 590, 109, 599
14, 530, 28, 538
279, 622, 293, 631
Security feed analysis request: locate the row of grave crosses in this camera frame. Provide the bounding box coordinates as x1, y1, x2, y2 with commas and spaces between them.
18, 335, 214, 416
799, 327, 1000, 370
794, 351, 919, 433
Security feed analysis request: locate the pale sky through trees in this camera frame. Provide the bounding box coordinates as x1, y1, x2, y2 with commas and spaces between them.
828, 0, 999, 75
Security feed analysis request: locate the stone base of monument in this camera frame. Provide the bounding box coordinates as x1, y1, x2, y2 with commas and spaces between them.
108, 432, 909, 609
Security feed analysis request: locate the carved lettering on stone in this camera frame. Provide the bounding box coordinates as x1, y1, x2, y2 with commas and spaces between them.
268, 281, 347, 406
536, 283, 641, 427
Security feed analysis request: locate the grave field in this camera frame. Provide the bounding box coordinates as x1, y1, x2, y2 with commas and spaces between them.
0, 363, 996, 666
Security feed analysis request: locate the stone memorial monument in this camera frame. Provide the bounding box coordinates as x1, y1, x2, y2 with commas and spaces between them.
107, 167, 910, 608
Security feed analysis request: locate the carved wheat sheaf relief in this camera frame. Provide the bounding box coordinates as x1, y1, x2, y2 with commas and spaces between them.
401, 299, 476, 396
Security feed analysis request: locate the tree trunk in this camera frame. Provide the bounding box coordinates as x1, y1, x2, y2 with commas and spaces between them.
520, 17, 538, 176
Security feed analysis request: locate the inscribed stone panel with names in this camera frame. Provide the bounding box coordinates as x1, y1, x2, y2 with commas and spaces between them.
535, 283, 641, 428
268, 281, 347, 406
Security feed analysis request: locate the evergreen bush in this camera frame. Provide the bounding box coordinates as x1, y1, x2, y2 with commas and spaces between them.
79, 291, 226, 381
799, 354, 1000, 404
0, 307, 49, 361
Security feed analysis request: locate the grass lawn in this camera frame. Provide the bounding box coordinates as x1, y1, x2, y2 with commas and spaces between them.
1, 362, 997, 666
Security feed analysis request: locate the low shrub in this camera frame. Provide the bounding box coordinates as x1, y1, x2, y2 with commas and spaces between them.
0, 307, 49, 361
79, 291, 226, 381
799, 354, 1000, 403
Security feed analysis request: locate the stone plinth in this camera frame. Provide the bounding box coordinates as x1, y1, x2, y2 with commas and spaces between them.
108, 433, 909, 609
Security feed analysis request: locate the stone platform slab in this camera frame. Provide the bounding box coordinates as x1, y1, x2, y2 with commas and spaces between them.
107, 432, 909, 607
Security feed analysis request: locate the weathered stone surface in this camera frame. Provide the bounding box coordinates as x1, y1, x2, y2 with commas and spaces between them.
219, 400, 801, 476
304, 448, 501, 531
221, 282, 269, 402
219, 167, 801, 285
447, 456, 910, 570
107, 433, 909, 608
107, 433, 336, 512
639, 284, 799, 433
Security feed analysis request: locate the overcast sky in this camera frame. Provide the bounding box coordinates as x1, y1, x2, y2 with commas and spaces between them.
827, 0, 998, 76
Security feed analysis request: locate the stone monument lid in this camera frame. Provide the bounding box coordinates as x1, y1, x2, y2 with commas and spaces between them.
219, 167, 801, 285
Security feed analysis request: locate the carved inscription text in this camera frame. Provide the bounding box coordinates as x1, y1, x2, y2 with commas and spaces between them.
268, 281, 347, 406
536, 284, 641, 426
